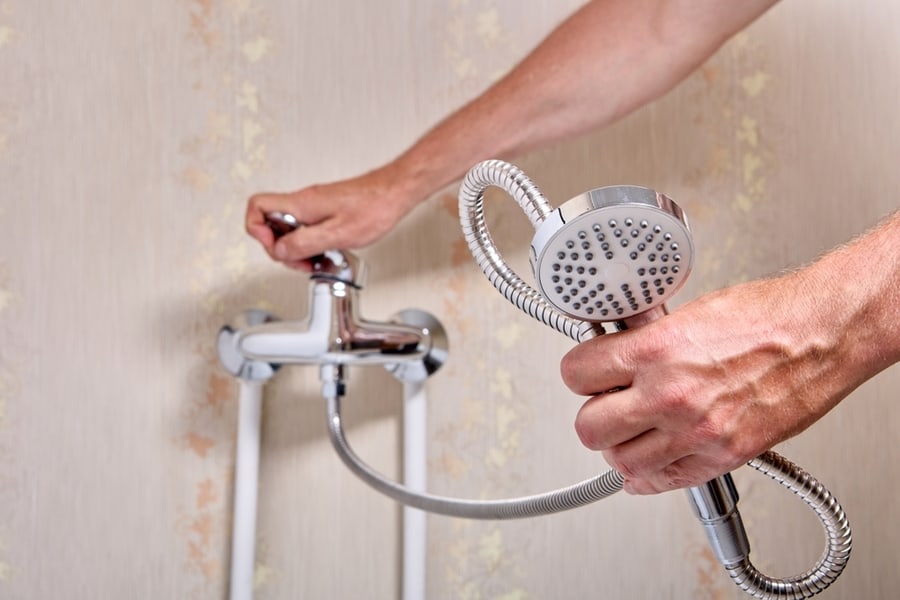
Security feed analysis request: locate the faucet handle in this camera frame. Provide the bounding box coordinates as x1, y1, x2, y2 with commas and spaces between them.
265, 211, 366, 287
309, 249, 366, 288
265, 211, 303, 239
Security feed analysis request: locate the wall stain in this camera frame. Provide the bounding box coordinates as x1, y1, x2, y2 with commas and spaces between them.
443, 523, 528, 600
440, 0, 519, 96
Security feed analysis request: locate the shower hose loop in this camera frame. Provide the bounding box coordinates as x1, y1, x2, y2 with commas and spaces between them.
455, 159, 851, 598
322, 159, 850, 598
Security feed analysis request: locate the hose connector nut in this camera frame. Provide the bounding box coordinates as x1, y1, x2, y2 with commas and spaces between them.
686, 474, 751, 567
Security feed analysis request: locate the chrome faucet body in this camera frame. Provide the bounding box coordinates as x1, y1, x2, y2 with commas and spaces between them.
217, 247, 448, 383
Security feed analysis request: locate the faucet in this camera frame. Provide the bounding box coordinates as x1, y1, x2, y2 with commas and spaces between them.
217, 246, 448, 383
217, 213, 449, 600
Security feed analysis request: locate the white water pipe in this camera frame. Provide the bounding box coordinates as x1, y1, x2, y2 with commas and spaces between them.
230, 377, 429, 600
230, 380, 264, 600
402, 380, 428, 600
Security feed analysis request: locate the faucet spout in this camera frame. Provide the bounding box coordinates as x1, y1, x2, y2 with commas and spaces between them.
218, 246, 448, 381
231, 273, 434, 367
235, 281, 333, 363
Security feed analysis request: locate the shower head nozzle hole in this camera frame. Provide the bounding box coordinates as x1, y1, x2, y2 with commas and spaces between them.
531, 190, 694, 321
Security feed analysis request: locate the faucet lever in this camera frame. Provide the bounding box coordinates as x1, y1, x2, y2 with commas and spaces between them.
265, 211, 366, 287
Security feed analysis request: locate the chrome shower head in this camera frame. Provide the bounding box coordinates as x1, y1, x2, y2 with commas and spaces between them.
529, 185, 693, 321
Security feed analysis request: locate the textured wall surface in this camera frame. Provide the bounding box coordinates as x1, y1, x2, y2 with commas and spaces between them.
0, 0, 898, 598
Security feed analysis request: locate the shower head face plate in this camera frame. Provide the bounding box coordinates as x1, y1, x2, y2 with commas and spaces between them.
530, 186, 694, 322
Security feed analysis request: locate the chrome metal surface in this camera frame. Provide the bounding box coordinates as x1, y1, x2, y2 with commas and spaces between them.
530, 186, 694, 321
265, 211, 301, 238
265, 211, 367, 287
727, 451, 852, 599
223, 223, 445, 374
235, 278, 435, 368
310, 250, 367, 288
217, 309, 281, 381
456, 159, 852, 598
458, 159, 605, 344
687, 474, 751, 567
384, 309, 450, 383
324, 386, 624, 519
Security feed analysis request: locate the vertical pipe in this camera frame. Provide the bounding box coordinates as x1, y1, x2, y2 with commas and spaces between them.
402, 380, 427, 600
230, 381, 264, 600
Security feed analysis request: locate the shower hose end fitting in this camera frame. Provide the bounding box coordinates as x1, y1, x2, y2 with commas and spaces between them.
687, 474, 752, 567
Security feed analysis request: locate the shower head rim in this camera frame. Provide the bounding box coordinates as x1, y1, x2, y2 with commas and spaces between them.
530, 185, 695, 322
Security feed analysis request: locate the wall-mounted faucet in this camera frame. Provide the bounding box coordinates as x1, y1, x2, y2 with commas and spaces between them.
218, 232, 448, 383
219, 180, 852, 600
217, 216, 449, 600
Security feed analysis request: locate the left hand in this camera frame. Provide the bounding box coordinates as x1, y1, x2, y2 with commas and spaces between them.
245, 162, 419, 270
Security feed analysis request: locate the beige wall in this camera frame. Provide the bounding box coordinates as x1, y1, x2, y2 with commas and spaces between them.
1, 0, 898, 598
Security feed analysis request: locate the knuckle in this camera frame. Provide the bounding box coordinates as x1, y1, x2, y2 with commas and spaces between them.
719, 431, 753, 469
603, 449, 640, 479
693, 414, 725, 445
660, 465, 694, 491
657, 382, 691, 411
693, 414, 749, 468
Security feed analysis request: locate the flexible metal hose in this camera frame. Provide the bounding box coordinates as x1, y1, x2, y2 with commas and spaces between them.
325, 391, 624, 519
458, 159, 851, 597
726, 451, 852, 599
458, 159, 600, 344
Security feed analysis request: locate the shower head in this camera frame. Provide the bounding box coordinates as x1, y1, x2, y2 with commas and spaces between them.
529, 185, 694, 322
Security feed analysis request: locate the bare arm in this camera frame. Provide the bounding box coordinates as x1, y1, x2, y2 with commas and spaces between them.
562, 209, 900, 494
393, 0, 779, 195
247, 0, 778, 265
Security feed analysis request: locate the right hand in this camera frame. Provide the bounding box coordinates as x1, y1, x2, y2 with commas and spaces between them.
245, 164, 417, 270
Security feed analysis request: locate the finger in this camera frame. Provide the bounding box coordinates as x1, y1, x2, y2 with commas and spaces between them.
283, 257, 314, 272
273, 227, 317, 261
560, 334, 637, 395
274, 219, 351, 262
245, 193, 291, 250
573, 388, 652, 450
245, 204, 275, 248
601, 427, 692, 481
247, 191, 328, 262
621, 454, 729, 495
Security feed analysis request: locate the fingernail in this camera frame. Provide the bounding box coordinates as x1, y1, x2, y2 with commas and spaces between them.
274, 243, 288, 259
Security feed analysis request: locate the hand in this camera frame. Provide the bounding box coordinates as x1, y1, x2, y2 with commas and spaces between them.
560, 271, 864, 495
246, 163, 417, 270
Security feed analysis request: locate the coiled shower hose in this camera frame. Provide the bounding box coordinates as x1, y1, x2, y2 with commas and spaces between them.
324, 159, 851, 598
457, 159, 851, 598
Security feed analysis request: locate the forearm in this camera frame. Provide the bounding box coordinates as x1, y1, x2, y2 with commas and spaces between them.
390, 0, 778, 201
801, 210, 900, 387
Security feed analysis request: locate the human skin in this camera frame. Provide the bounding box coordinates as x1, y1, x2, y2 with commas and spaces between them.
245, 0, 778, 268
245, 0, 900, 495
562, 211, 900, 494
